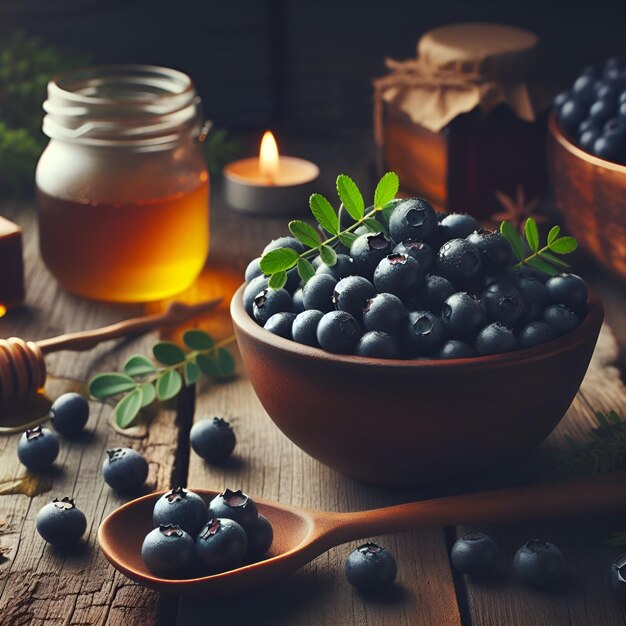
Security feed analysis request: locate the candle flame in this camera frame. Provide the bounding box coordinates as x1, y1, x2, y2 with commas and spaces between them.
259, 131, 280, 183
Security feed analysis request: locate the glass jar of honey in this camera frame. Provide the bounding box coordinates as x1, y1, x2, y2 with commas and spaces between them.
37, 65, 209, 302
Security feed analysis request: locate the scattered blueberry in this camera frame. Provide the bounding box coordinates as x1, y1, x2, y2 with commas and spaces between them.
450, 532, 500, 578
153, 487, 208, 537
195, 517, 248, 573
253, 288, 292, 326
332, 276, 376, 319
475, 322, 518, 356
292, 309, 324, 347
142, 523, 195, 578
102, 447, 149, 494
481, 282, 524, 326
356, 331, 398, 359
208, 489, 259, 534
350, 232, 392, 279
518, 321, 556, 349
441, 292, 486, 340
315, 254, 355, 280
373, 253, 423, 301
345, 543, 397, 593
317, 310, 361, 354
190, 417, 236, 464
403, 310, 446, 356
246, 514, 274, 560
302, 273, 338, 313
542, 304, 580, 336
264, 312, 296, 339
36, 497, 87, 547
49, 393, 89, 436
513, 539, 566, 587
393, 240, 435, 273
362, 292, 406, 334
388, 198, 438, 244
439, 213, 480, 241
610, 553, 626, 601
17, 426, 59, 471
439, 339, 475, 359
436, 239, 483, 286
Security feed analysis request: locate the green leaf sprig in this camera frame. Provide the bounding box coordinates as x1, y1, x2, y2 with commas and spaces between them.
259, 172, 400, 289
88, 330, 235, 429
500, 218, 578, 276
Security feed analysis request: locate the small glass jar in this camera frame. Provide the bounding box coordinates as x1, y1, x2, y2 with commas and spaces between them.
37, 65, 209, 302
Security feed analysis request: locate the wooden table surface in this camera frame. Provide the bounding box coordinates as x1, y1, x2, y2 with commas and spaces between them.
0, 132, 625, 626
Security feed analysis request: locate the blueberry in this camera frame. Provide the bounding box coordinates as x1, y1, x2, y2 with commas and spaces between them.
518, 321, 556, 348
610, 553, 626, 601
332, 276, 376, 319
436, 239, 483, 286
208, 489, 258, 533
403, 310, 446, 356
439, 339, 475, 359
545, 273, 588, 313
542, 304, 580, 336
362, 293, 406, 334
589, 98, 617, 126
593, 134, 625, 162
315, 254, 355, 280
513, 539, 565, 587
558, 99, 588, 136
102, 447, 149, 494
505, 265, 548, 284
466, 229, 512, 272
620, 100, 626, 118
481, 282, 524, 326
441, 292, 486, 340
244, 257, 263, 283
292, 288, 305, 314
190, 417, 236, 464
554, 90, 570, 108
253, 288, 292, 326
36, 497, 87, 547
475, 322, 518, 356
515, 276, 548, 322
345, 543, 397, 593
142, 524, 194, 578
571, 74, 597, 102
246, 514, 274, 560
350, 232, 392, 279
195, 517, 248, 573
579, 128, 601, 152
292, 309, 324, 347
356, 331, 398, 359
317, 310, 361, 354
373, 254, 423, 301
451, 532, 500, 577
302, 274, 337, 313
439, 213, 481, 241
17, 426, 59, 471
153, 487, 208, 537
417, 274, 456, 314
264, 312, 296, 339
243, 275, 269, 316
393, 240, 435, 272
263, 236, 306, 256
388, 197, 438, 244
49, 393, 89, 436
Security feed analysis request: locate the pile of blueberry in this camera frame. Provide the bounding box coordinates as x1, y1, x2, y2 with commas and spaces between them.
555, 56, 626, 164
141, 487, 273, 578
244, 199, 588, 359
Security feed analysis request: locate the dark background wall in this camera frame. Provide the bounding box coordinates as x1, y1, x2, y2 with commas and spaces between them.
3, 0, 626, 131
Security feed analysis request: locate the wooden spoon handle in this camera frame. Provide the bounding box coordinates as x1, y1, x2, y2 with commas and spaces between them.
326, 471, 626, 544
37, 298, 222, 354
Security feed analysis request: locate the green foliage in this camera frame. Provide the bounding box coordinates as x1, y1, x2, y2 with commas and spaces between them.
88, 330, 235, 429
500, 217, 579, 276
260, 172, 399, 288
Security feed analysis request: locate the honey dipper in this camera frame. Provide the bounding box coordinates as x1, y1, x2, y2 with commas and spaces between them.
0, 298, 222, 403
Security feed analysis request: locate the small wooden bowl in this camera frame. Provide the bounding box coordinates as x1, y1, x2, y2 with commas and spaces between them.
231, 286, 603, 487
548, 112, 626, 282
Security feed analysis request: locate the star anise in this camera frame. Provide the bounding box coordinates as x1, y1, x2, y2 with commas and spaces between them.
491, 185, 545, 230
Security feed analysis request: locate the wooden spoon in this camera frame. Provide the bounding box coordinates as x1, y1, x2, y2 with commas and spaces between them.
98, 470, 626, 597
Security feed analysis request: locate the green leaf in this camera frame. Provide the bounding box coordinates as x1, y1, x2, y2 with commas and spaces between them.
123, 355, 156, 377
196, 353, 220, 377
373, 171, 399, 209
547, 225, 561, 245
309, 193, 338, 235
153, 342, 186, 365
526, 257, 559, 276
89, 373, 137, 399
338, 232, 358, 249
288, 220, 321, 249
259, 247, 299, 274
542, 251, 570, 269
362, 218, 387, 236
500, 221, 525, 261
319, 244, 337, 266
156, 369, 183, 400
297, 257, 316, 284
115, 388, 143, 429
524, 217, 539, 253
139, 382, 156, 407
182, 329, 214, 351
216, 348, 236, 378
549, 236, 578, 254
379, 198, 402, 229
336, 174, 364, 220
268, 271, 288, 290
184, 360, 201, 386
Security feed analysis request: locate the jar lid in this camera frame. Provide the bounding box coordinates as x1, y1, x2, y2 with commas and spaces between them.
418, 23, 539, 81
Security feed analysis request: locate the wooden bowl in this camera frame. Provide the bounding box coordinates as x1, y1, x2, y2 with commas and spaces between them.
231, 286, 603, 488
548, 111, 626, 282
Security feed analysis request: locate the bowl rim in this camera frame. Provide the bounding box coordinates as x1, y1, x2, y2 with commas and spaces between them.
230, 283, 604, 372
548, 110, 626, 174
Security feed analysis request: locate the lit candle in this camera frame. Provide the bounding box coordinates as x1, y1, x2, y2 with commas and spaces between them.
223, 131, 319, 215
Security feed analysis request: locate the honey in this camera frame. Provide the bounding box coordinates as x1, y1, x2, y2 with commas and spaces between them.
38, 177, 209, 302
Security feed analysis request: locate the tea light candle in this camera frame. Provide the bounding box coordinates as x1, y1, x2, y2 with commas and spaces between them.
224, 132, 319, 215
